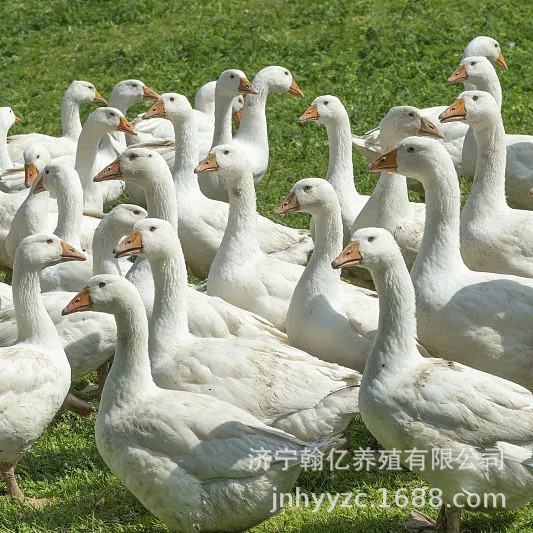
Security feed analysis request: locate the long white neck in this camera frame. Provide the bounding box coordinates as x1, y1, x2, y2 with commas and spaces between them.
324, 114, 359, 198
211, 93, 235, 147
104, 93, 130, 149
304, 200, 343, 285
171, 113, 201, 200
468, 76, 502, 108
92, 220, 128, 275
142, 175, 178, 231
0, 128, 13, 168
363, 260, 420, 379
12, 254, 62, 349
411, 156, 465, 282
464, 116, 508, 217
233, 73, 269, 148
61, 92, 83, 139
211, 173, 261, 271
99, 293, 154, 411
53, 176, 83, 249
148, 241, 190, 363
75, 119, 107, 211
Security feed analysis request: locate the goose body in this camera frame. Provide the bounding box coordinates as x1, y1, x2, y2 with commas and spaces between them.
370, 136, 533, 390
277, 178, 377, 370
7, 81, 106, 163
200, 145, 304, 331
333, 227, 533, 533
63, 274, 334, 532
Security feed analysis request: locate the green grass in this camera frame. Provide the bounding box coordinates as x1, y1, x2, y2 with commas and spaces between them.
0, 0, 532, 531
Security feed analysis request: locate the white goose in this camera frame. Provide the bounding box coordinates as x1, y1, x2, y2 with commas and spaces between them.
351, 36, 507, 172
115, 217, 360, 442
440, 91, 533, 276
7, 81, 106, 163
200, 65, 304, 201
63, 274, 332, 532
370, 136, 533, 390
355, 106, 442, 269
276, 178, 377, 370
0, 205, 146, 385
75, 107, 136, 211
0, 107, 21, 170
109, 99, 313, 276
299, 96, 369, 243
448, 58, 533, 209
199, 145, 304, 331
333, 227, 533, 533
0, 233, 83, 501
94, 148, 289, 342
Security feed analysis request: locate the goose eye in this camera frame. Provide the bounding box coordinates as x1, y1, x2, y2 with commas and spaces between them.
407, 147, 415, 153
149, 226, 156, 232
470, 61, 476, 66
303, 185, 312, 192
368, 236, 375, 242
148, 153, 152, 157
230, 74, 235, 79
223, 150, 229, 155
133, 210, 141, 215
169, 96, 175, 102
408, 112, 415, 117
284, 71, 289, 75
473, 95, 479, 101
45, 169, 49, 174
98, 282, 106, 288
110, 112, 115, 117
132, 84, 138, 88
494, 43, 498, 48
36, 155, 40, 159
324, 101, 329, 105
46, 238, 53, 244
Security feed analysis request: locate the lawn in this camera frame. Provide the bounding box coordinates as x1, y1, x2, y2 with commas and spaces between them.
0, 0, 532, 531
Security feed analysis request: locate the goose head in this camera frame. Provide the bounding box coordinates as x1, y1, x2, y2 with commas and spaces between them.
23, 144, 52, 187
217, 69, 257, 96
103, 204, 148, 235
448, 56, 498, 88
33, 161, 79, 195
0, 106, 21, 134
232, 95, 245, 126
94, 147, 169, 186
62, 274, 136, 316
369, 136, 451, 187
276, 178, 337, 216
113, 218, 175, 261
86, 107, 137, 135
463, 36, 507, 70
67, 81, 107, 105
379, 106, 443, 152
145, 93, 192, 123
254, 66, 304, 97
17, 233, 85, 268
109, 79, 159, 107
299, 95, 348, 126
332, 227, 400, 271
439, 90, 500, 130
194, 144, 251, 186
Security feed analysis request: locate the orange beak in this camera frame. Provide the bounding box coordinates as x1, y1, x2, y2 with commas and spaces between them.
496, 51, 508, 70
233, 108, 244, 128
93, 90, 107, 105
117, 116, 136, 135
238, 77, 257, 95
368, 149, 398, 173
418, 116, 444, 139
32, 174, 47, 194
447, 64, 468, 84
24, 163, 38, 188
439, 98, 467, 123
299, 104, 319, 122
142, 86, 160, 100
194, 153, 219, 174
60, 240, 86, 262
332, 241, 363, 269
288, 80, 304, 98
94, 159, 122, 182
145, 99, 165, 118
14, 113, 22, 124
113, 230, 143, 258
274, 192, 300, 215
62, 287, 92, 315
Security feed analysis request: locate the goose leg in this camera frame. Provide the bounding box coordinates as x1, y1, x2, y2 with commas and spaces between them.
97, 360, 111, 392
1, 463, 23, 501
62, 392, 94, 417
